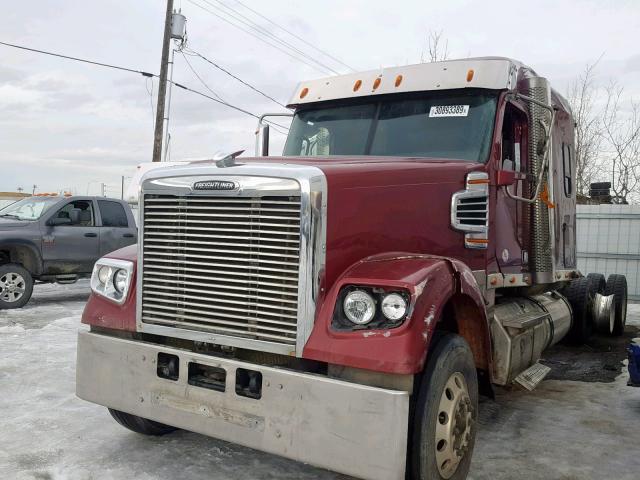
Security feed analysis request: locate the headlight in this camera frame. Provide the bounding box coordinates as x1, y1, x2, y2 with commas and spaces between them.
114, 269, 128, 293
381, 293, 408, 320
343, 290, 376, 325
91, 258, 134, 304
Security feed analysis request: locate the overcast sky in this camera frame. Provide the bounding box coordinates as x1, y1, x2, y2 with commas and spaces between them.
1, 0, 639, 196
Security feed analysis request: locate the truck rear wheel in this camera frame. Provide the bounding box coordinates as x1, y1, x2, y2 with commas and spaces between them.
586, 273, 606, 295
0, 263, 33, 309
108, 409, 177, 436
604, 274, 627, 336
410, 334, 478, 480
562, 277, 593, 344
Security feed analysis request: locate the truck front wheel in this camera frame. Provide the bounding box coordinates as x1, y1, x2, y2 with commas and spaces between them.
0, 263, 33, 309
108, 409, 177, 436
410, 334, 478, 480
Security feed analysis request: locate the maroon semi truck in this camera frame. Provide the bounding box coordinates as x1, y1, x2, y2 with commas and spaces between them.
76, 57, 628, 480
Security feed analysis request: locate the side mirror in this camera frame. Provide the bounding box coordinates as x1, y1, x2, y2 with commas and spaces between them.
255, 124, 270, 157
49, 217, 72, 226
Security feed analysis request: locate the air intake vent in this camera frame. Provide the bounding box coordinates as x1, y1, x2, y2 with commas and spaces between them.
451, 172, 489, 249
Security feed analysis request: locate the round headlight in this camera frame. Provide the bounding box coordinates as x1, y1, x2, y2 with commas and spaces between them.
343, 290, 376, 325
381, 293, 407, 321
98, 266, 111, 285
113, 269, 128, 293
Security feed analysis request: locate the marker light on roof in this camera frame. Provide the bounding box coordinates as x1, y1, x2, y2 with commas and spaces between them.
467, 69, 475, 82
353, 79, 362, 92
395, 74, 403, 87
300, 87, 309, 99
373, 77, 381, 90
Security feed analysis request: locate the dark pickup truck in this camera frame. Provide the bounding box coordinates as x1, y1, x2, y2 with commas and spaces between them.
0, 196, 137, 309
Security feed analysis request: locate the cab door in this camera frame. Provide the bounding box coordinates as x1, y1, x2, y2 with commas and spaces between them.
96, 199, 137, 255
495, 102, 529, 274
41, 199, 100, 274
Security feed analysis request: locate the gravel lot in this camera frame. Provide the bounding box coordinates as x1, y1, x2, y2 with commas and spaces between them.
1, 281, 639, 480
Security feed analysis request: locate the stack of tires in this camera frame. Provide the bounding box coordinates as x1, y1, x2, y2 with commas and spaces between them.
562, 273, 628, 344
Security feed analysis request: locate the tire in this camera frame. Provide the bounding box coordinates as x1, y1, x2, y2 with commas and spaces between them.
108, 409, 177, 436
604, 274, 627, 336
562, 277, 593, 344
410, 334, 478, 480
0, 263, 34, 309
586, 273, 606, 295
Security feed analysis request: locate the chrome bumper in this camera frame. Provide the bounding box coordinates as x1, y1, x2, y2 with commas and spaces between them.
76, 331, 409, 480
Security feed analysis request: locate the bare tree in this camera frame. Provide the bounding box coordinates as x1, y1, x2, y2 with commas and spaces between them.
601, 81, 640, 203
567, 61, 603, 196
421, 30, 449, 63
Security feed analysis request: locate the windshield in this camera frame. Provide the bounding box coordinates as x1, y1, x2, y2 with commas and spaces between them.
283, 91, 498, 162
0, 197, 61, 221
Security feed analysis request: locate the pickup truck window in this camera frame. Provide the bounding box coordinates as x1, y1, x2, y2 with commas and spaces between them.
283, 90, 498, 163
98, 200, 128, 227
53, 200, 95, 227
0, 197, 60, 221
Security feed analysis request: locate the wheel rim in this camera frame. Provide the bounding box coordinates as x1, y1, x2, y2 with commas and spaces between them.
0, 272, 26, 303
435, 372, 473, 479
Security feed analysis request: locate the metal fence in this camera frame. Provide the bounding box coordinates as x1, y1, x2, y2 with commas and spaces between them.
576, 205, 640, 300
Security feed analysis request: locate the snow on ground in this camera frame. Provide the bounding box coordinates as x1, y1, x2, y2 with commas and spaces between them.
0, 283, 639, 480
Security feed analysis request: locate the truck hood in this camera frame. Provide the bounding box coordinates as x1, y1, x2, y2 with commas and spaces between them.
131, 156, 490, 289
0, 218, 33, 230
234, 156, 488, 286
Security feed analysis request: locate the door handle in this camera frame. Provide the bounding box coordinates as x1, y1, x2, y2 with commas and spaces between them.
84, 232, 97, 238
123, 233, 135, 238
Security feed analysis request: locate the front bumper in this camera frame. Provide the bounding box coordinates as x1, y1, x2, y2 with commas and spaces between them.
76, 331, 410, 480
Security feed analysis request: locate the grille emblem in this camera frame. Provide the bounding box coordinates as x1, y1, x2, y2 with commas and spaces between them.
193, 180, 238, 191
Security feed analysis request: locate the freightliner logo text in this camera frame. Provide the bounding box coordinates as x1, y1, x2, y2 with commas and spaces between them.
192, 180, 238, 191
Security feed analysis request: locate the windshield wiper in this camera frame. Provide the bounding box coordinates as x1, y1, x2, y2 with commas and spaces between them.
0, 214, 23, 220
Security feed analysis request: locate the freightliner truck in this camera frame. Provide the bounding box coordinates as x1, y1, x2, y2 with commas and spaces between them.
76, 57, 628, 480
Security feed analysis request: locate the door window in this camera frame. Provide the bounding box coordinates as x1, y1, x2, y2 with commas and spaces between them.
562, 143, 573, 197
98, 200, 128, 227
52, 200, 95, 226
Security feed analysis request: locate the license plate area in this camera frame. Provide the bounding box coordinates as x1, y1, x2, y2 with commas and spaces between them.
188, 362, 226, 392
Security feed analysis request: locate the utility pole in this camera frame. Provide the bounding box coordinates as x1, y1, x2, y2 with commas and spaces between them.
152, 0, 174, 163
32, 184, 37, 195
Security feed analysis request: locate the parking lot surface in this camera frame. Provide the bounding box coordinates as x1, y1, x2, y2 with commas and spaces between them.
1, 282, 639, 480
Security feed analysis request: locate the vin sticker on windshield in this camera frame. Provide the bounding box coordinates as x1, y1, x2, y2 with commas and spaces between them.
429, 105, 470, 117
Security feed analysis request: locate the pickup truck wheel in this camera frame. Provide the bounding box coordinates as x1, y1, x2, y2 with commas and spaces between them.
108, 409, 177, 436
604, 274, 627, 336
0, 263, 33, 309
410, 334, 478, 480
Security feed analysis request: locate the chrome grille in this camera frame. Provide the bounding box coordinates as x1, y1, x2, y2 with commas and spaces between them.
450, 172, 489, 249
141, 194, 301, 346
454, 195, 488, 228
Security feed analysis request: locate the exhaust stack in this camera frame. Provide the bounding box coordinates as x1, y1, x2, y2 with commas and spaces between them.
524, 76, 554, 284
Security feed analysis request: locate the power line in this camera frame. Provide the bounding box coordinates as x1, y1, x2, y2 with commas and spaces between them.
179, 50, 225, 101
233, 0, 355, 72
0, 40, 154, 77
0, 39, 289, 133
182, 47, 287, 108
198, 0, 341, 75
168, 79, 289, 133
185, 0, 331, 75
